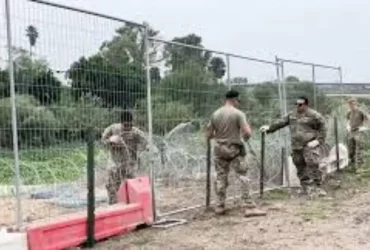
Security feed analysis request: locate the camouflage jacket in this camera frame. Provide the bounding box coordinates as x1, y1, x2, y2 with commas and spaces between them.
346, 107, 370, 131
267, 108, 327, 150
101, 124, 148, 163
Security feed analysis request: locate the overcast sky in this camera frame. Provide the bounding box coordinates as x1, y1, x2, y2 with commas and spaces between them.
1, 0, 370, 83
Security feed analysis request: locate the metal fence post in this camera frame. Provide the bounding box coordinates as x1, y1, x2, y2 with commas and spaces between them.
5, 0, 22, 230
312, 65, 317, 110
144, 24, 156, 221
86, 127, 95, 247
276, 57, 290, 187
205, 140, 211, 209
338, 66, 344, 98
280, 60, 287, 114
226, 54, 231, 90
334, 117, 340, 171
260, 132, 265, 198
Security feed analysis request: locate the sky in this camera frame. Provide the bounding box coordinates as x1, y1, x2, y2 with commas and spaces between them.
1, 0, 370, 83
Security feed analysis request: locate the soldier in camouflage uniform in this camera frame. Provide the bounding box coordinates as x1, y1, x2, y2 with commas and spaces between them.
346, 98, 369, 170
206, 90, 266, 217
260, 96, 328, 196
102, 111, 148, 204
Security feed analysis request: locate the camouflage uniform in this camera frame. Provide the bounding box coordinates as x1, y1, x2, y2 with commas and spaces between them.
213, 142, 250, 207
102, 124, 147, 204
266, 108, 328, 189
347, 108, 369, 168
208, 106, 252, 210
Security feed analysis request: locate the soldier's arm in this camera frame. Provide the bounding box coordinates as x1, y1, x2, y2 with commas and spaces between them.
315, 113, 327, 144
360, 109, 370, 124
238, 112, 252, 141
205, 117, 215, 140
134, 128, 149, 150
267, 114, 290, 133
101, 125, 113, 145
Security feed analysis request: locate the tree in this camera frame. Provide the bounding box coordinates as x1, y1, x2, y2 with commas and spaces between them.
0, 95, 58, 148
160, 61, 226, 117
209, 57, 226, 79
68, 23, 160, 108
30, 70, 62, 105
26, 25, 39, 58
164, 34, 212, 71
0, 47, 60, 104
68, 54, 146, 108
285, 75, 300, 83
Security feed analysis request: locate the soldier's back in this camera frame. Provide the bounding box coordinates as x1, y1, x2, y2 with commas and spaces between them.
211, 105, 245, 144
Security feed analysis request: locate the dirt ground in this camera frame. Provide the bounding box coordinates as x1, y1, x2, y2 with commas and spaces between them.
92, 172, 370, 250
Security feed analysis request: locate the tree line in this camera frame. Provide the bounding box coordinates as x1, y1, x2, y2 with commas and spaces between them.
0, 24, 337, 149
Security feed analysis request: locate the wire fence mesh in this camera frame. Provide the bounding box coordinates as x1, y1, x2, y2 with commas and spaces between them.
1, 0, 351, 229
0, 0, 150, 227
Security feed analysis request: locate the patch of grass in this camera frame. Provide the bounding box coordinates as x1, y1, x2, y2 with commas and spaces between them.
264, 188, 290, 200
299, 200, 332, 221
0, 145, 106, 185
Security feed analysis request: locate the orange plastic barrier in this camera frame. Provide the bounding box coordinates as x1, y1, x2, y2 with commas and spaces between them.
26, 176, 153, 250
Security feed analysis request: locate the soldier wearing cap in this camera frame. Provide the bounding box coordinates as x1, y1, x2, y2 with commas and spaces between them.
206, 90, 266, 217
101, 110, 148, 204
260, 96, 328, 197
346, 98, 369, 170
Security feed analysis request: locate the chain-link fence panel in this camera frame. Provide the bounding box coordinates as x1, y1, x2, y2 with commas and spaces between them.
143, 38, 287, 216
227, 55, 285, 197
142, 38, 231, 215
1, 0, 150, 228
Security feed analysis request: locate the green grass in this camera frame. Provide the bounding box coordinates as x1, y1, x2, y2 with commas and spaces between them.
0, 145, 106, 185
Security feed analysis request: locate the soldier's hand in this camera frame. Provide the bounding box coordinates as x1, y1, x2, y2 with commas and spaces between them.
307, 139, 319, 148
259, 125, 270, 133
346, 125, 351, 132
358, 126, 368, 132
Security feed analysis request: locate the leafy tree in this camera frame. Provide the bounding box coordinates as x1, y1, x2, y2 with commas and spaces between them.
164, 34, 212, 71
25, 25, 39, 58
0, 48, 60, 104
68, 23, 161, 108
0, 69, 9, 98
51, 91, 115, 141
209, 57, 226, 79
0, 95, 58, 148
136, 94, 193, 135
160, 61, 226, 117
29, 70, 62, 105
68, 54, 146, 108
285, 75, 300, 83
12, 47, 49, 90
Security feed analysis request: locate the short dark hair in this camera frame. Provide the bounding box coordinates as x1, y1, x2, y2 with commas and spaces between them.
120, 110, 133, 123
297, 96, 309, 105
225, 90, 239, 99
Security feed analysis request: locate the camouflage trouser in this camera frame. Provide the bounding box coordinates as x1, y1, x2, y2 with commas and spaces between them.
292, 144, 326, 188
347, 130, 365, 168
106, 161, 136, 205
213, 143, 250, 208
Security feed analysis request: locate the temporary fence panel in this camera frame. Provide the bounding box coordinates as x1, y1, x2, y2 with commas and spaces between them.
1, 0, 150, 228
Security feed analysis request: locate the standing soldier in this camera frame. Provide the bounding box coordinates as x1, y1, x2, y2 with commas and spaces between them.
206, 90, 266, 217
346, 98, 369, 171
260, 96, 328, 197
102, 110, 148, 204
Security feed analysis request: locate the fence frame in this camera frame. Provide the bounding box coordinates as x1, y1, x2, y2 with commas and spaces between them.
148, 37, 287, 216
3, 0, 346, 228
275, 56, 343, 111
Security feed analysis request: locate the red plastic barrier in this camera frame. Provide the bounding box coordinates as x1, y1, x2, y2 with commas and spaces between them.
26, 176, 153, 250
